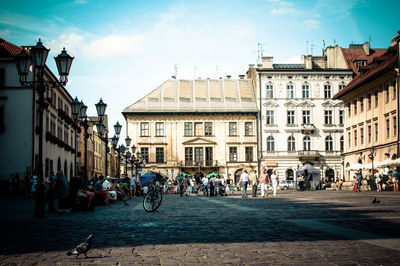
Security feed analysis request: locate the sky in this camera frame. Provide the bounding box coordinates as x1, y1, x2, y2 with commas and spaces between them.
0, 0, 399, 142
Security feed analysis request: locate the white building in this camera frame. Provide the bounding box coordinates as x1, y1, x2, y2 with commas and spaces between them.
247, 54, 353, 182
0, 38, 79, 190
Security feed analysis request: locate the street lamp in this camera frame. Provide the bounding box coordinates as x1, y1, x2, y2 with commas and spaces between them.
15, 39, 73, 217
369, 146, 375, 176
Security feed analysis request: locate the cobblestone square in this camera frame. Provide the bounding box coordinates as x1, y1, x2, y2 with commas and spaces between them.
1, 190, 400, 265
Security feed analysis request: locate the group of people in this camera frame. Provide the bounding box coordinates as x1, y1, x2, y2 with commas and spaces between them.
237, 167, 278, 198
353, 166, 399, 192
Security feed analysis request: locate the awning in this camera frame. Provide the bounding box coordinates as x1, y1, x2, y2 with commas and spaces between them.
264, 162, 278, 167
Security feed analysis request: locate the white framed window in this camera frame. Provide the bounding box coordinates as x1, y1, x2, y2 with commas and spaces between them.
324, 84, 331, 98
155, 122, 164, 136
267, 136, 275, 151
324, 110, 333, 125
287, 110, 295, 125
302, 84, 309, 98
288, 136, 295, 151
266, 83, 274, 98
325, 136, 333, 151
303, 136, 311, 151
287, 84, 294, 98
302, 110, 311, 124
266, 110, 275, 125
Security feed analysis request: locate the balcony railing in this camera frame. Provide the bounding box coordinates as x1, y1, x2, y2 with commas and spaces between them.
180, 160, 218, 167
301, 123, 315, 134
297, 150, 320, 159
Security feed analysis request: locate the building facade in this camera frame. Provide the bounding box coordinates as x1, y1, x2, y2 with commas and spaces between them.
248, 55, 353, 182
333, 37, 399, 181
123, 77, 258, 183
0, 38, 78, 188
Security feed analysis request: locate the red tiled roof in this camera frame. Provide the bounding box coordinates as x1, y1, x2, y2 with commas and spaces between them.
333, 44, 398, 100
340, 47, 387, 74
0, 38, 24, 57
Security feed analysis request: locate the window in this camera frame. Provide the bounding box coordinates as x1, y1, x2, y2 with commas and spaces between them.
339, 83, 345, 91
303, 136, 311, 151
184, 122, 192, 136
0, 68, 4, 89
266, 110, 274, 125
394, 83, 397, 100
325, 136, 333, 151
368, 125, 372, 143
340, 136, 344, 152
360, 128, 364, 144
356, 60, 367, 70
288, 136, 295, 151
267, 136, 275, 151
45, 158, 50, 178
57, 125, 62, 139
287, 110, 295, 125
394, 117, 397, 136
245, 147, 253, 162
156, 147, 164, 163
245, 122, 253, 136
205, 147, 213, 166
386, 119, 390, 138
204, 122, 212, 136
339, 110, 344, 125
266, 84, 273, 98
302, 110, 311, 124
386, 85, 390, 103
324, 84, 331, 98
353, 100, 357, 115
302, 84, 309, 98
229, 122, 237, 136
155, 122, 164, 136
348, 132, 351, 148
195, 147, 203, 162
140, 122, 149, 136
375, 123, 378, 141
229, 147, 237, 161
368, 94, 372, 110
141, 148, 149, 163
185, 147, 193, 165
360, 97, 364, 112
194, 122, 203, 136
375, 91, 378, 107
287, 84, 294, 98
324, 110, 332, 125
354, 130, 357, 147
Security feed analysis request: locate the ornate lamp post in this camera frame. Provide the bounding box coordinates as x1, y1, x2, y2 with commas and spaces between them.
15, 39, 73, 217
369, 146, 375, 176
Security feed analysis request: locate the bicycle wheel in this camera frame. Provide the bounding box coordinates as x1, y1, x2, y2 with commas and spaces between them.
143, 190, 163, 212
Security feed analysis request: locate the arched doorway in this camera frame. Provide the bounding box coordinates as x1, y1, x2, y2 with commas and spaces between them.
234, 168, 243, 184
286, 169, 294, 180
57, 157, 61, 171
325, 168, 335, 182
345, 162, 350, 181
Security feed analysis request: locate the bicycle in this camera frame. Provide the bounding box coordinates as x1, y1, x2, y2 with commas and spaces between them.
143, 172, 167, 212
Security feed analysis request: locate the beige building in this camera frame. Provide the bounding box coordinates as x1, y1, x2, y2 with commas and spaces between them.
333, 35, 399, 183
122, 77, 258, 183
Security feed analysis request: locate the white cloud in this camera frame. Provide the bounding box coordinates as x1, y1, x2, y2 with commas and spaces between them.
0, 29, 10, 37
303, 19, 321, 30
270, 8, 300, 15
81, 34, 145, 58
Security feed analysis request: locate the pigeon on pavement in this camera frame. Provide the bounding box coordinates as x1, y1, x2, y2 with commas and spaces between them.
372, 197, 377, 204
67, 234, 94, 258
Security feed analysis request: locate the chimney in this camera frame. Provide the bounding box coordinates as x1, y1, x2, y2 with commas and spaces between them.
261, 56, 273, 69
363, 42, 370, 56
239, 75, 245, 79
226, 75, 231, 79
171, 76, 176, 79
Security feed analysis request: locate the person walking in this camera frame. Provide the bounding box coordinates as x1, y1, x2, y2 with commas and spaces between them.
270, 170, 278, 196
249, 170, 258, 197
202, 175, 209, 196
178, 175, 185, 197
260, 166, 270, 198
238, 170, 249, 198
392, 167, 399, 192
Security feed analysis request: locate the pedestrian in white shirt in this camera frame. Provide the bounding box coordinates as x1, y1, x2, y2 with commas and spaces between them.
201, 176, 209, 197
238, 170, 249, 198
270, 170, 278, 196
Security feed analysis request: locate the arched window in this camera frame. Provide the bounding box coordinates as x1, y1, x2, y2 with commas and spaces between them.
266, 83, 274, 98
325, 136, 333, 151
340, 135, 344, 152
288, 136, 295, 151
303, 136, 311, 151
267, 136, 275, 151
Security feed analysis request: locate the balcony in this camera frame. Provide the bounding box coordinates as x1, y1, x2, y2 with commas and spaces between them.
180, 160, 218, 167
297, 150, 320, 160
301, 124, 315, 134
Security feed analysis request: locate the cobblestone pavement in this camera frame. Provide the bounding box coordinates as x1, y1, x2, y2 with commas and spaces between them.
1, 190, 400, 265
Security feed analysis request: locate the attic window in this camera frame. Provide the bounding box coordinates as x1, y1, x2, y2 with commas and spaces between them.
179, 97, 191, 102
356, 60, 367, 70
340, 76, 345, 79
148, 97, 159, 102
303, 76, 308, 79
267, 76, 272, 79
225, 97, 237, 102
195, 97, 206, 102
210, 97, 222, 102
288, 76, 292, 79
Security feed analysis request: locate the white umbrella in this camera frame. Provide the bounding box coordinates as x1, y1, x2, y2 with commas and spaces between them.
376, 158, 393, 168
344, 163, 364, 171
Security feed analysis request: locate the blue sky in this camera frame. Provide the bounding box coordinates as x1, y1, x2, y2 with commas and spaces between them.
0, 0, 398, 141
